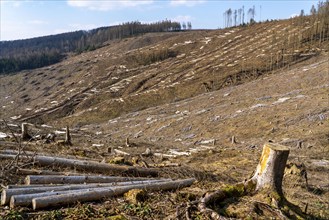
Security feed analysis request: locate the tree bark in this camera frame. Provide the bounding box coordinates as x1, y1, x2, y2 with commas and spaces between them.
2, 179, 170, 205
250, 143, 290, 194
197, 143, 290, 218
16, 168, 80, 176
0, 153, 158, 177
32, 178, 195, 210
9, 179, 170, 208
25, 175, 152, 185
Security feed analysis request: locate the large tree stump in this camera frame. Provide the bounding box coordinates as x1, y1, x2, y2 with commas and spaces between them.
196, 143, 294, 219
250, 143, 290, 195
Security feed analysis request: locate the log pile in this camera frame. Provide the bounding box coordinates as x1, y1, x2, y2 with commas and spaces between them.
0, 174, 195, 210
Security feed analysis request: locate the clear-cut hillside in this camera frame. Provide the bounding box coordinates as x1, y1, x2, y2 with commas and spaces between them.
0, 15, 328, 219
0, 17, 327, 125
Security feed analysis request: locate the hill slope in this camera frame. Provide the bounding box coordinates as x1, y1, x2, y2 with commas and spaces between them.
0, 16, 328, 219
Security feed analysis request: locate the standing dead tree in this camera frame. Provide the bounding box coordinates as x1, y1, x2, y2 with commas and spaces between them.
64, 126, 72, 145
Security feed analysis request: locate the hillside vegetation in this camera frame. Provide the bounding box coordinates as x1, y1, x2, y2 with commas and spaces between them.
0, 5, 329, 219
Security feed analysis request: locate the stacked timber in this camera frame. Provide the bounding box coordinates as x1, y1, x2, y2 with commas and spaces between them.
0, 150, 195, 210
1, 174, 195, 210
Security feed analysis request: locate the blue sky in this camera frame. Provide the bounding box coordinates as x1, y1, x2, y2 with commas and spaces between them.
0, 0, 319, 41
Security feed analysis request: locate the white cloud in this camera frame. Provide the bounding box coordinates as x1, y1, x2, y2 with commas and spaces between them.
172, 15, 193, 23
67, 0, 154, 11
170, 0, 205, 7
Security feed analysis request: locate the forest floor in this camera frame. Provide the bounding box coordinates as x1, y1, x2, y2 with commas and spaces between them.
0, 53, 328, 219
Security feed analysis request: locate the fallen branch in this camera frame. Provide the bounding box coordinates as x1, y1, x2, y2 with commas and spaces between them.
0, 153, 158, 177
32, 178, 195, 210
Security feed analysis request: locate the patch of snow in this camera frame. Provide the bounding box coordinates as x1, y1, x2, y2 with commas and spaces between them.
92, 144, 104, 147
272, 97, 290, 105
168, 149, 190, 156
7, 124, 18, 127
199, 139, 215, 145
200, 46, 204, 50
5, 96, 11, 99
54, 130, 65, 134
0, 132, 8, 139
50, 101, 58, 104
2, 106, 6, 108
96, 132, 103, 135
250, 104, 267, 109
25, 108, 32, 111
41, 124, 53, 128
295, 95, 306, 99
108, 119, 118, 124
184, 40, 193, 45
10, 115, 21, 120
236, 110, 243, 113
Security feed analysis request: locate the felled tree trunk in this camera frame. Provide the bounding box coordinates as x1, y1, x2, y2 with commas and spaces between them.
0, 153, 158, 177
197, 143, 290, 219
32, 178, 195, 210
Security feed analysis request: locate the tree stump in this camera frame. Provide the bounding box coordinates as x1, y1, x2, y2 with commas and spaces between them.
196, 143, 296, 219
21, 123, 31, 140
251, 143, 290, 195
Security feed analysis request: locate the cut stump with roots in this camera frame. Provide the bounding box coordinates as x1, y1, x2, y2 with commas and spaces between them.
195, 143, 306, 219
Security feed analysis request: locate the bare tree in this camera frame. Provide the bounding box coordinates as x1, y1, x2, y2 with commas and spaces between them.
238, 8, 242, 25
242, 6, 245, 24
227, 8, 232, 27
234, 10, 238, 26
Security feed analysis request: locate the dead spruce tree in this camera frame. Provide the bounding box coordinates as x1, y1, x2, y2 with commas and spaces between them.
193, 143, 306, 219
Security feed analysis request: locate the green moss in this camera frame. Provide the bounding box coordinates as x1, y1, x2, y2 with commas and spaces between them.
223, 183, 245, 197
108, 215, 127, 220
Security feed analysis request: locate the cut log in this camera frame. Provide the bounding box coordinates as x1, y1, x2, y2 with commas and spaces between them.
2, 179, 170, 205
9, 179, 170, 208
32, 178, 195, 210
17, 168, 80, 176
250, 143, 290, 194
0, 154, 158, 177
25, 175, 152, 185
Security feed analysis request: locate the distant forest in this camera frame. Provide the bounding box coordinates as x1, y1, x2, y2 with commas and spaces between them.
0, 20, 185, 74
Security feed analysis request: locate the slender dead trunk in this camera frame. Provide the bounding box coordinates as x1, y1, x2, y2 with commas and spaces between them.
64, 126, 72, 145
